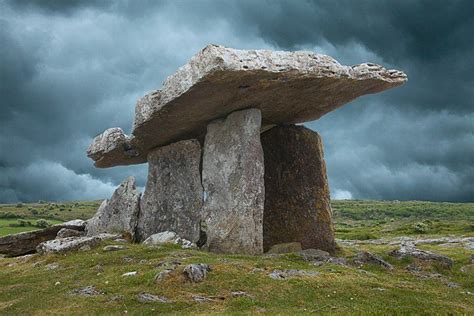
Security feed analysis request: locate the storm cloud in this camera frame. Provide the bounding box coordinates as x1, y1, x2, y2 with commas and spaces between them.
0, 0, 472, 202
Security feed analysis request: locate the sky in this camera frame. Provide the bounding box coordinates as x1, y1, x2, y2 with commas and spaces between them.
0, 0, 473, 203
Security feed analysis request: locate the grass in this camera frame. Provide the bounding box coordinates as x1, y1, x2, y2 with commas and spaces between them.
0, 200, 473, 314
0, 218, 63, 236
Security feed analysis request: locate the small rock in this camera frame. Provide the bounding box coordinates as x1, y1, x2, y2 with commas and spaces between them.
354, 251, 394, 270
122, 271, 137, 277
192, 295, 225, 303
110, 295, 124, 302
326, 257, 347, 266
298, 248, 331, 262
183, 264, 211, 282
447, 282, 460, 288
70, 286, 103, 297
143, 231, 197, 249
154, 269, 173, 283
103, 245, 127, 252
231, 291, 252, 298
137, 293, 169, 303
114, 238, 129, 243
266, 242, 302, 254
406, 263, 423, 273
268, 269, 319, 280
45, 263, 59, 270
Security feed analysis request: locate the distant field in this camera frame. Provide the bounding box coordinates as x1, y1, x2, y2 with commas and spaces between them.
331, 200, 474, 240
0, 200, 472, 239
0, 201, 101, 236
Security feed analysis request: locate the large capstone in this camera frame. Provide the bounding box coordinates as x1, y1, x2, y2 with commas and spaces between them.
85, 176, 141, 239
261, 125, 336, 253
135, 139, 203, 243
202, 108, 264, 255
88, 45, 407, 168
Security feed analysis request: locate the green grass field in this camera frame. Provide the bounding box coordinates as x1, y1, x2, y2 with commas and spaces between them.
0, 200, 473, 314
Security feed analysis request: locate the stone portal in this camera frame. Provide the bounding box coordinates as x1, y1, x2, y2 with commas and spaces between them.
202, 109, 265, 255
85, 44, 407, 255
261, 125, 336, 253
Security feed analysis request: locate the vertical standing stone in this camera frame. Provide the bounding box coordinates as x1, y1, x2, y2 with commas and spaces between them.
136, 139, 203, 242
85, 176, 141, 239
261, 125, 336, 253
202, 108, 265, 255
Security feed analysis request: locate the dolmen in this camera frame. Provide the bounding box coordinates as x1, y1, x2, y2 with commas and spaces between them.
87, 44, 407, 255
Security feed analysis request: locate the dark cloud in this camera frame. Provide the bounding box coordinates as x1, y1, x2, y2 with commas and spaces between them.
0, 0, 472, 203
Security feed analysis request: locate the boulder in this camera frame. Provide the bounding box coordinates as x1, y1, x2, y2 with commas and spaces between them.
135, 139, 202, 242
202, 108, 264, 255
142, 231, 196, 249
183, 264, 211, 282
0, 219, 85, 257
88, 44, 407, 168
36, 233, 119, 254
85, 176, 140, 239
261, 125, 336, 253
390, 241, 454, 268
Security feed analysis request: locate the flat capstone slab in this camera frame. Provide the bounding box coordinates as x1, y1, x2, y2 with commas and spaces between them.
88, 44, 407, 167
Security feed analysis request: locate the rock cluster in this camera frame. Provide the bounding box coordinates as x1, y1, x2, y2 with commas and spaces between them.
81, 45, 406, 255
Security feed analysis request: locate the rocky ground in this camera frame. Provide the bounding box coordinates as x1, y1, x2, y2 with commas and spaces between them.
0, 200, 472, 314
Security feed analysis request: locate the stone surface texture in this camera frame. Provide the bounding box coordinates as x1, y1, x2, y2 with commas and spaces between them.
135, 140, 202, 242
183, 264, 211, 282
85, 176, 141, 239
142, 231, 196, 249
56, 228, 84, 239
87, 128, 142, 167
261, 125, 336, 253
37, 233, 118, 254
88, 44, 407, 167
390, 241, 454, 268
202, 108, 265, 255
0, 220, 85, 257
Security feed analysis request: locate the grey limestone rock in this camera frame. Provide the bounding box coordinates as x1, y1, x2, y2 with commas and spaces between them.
135, 139, 202, 242
202, 108, 264, 255
0, 219, 85, 257
36, 233, 118, 254
56, 228, 84, 239
261, 125, 336, 253
85, 176, 141, 240
183, 263, 211, 282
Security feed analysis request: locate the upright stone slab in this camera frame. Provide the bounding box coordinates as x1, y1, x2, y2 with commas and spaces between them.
202, 108, 264, 255
85, 176, 141, 239
261, 125, 336, 253
135, 139, 203, 243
